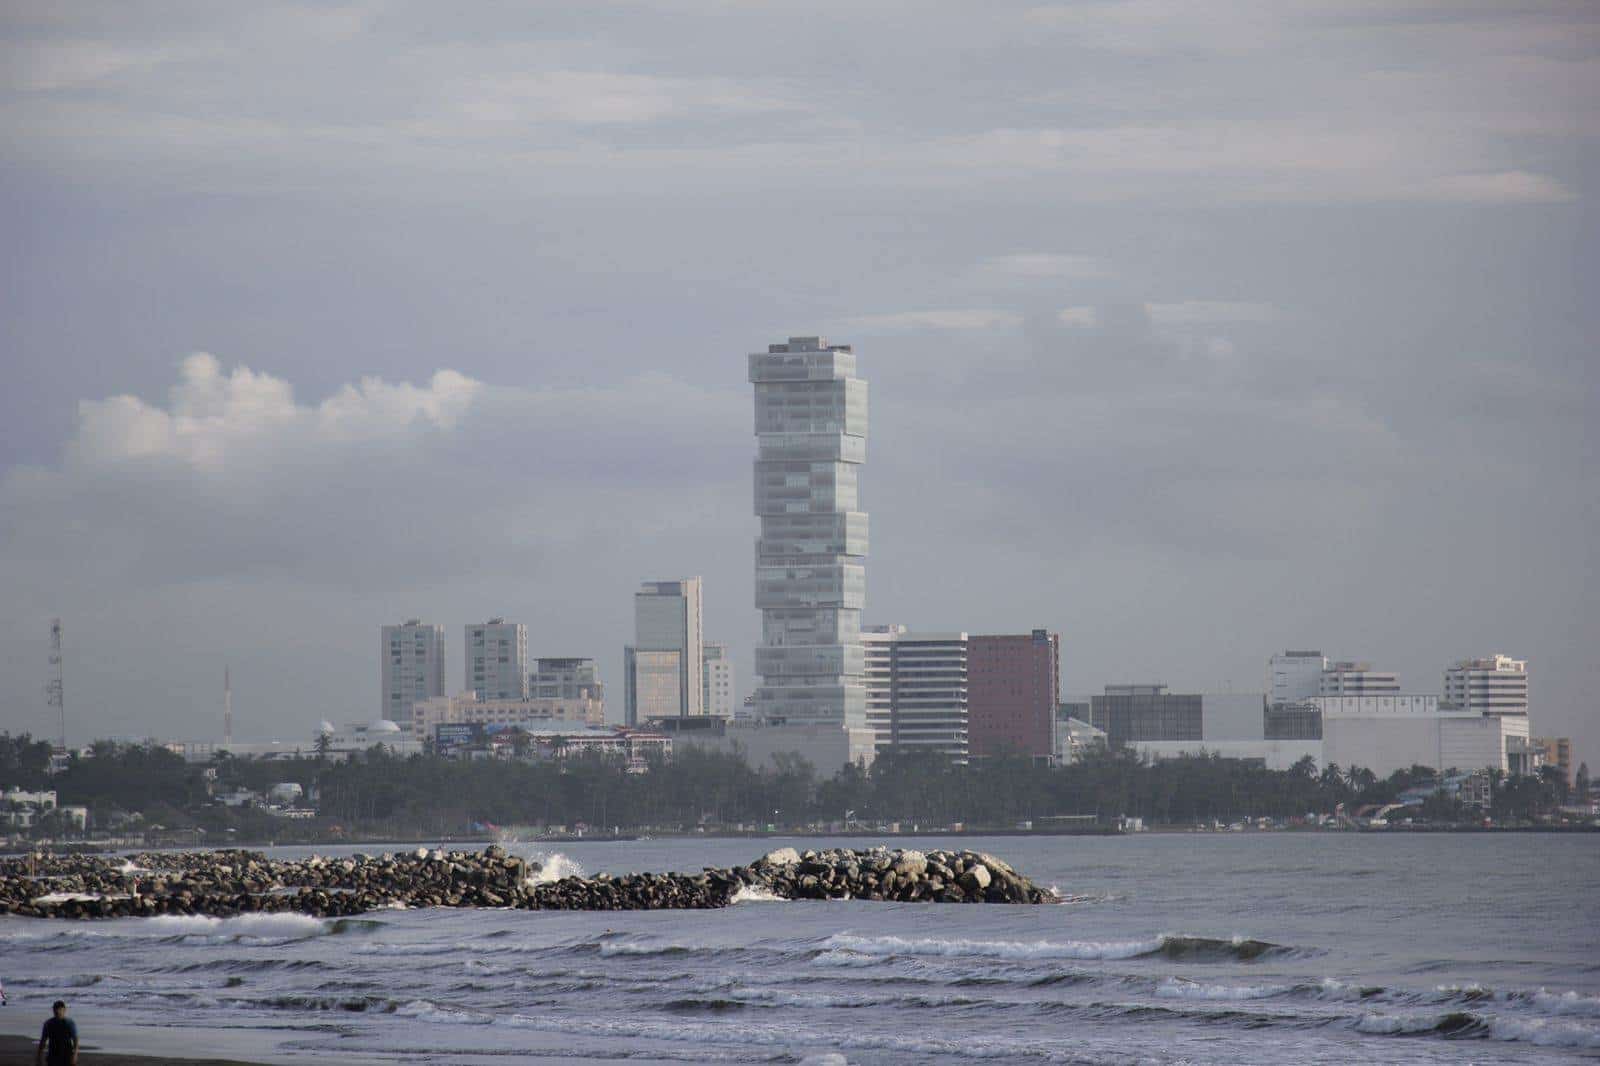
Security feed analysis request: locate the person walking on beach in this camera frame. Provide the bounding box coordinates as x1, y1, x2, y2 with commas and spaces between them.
36, 1000, 77, 1066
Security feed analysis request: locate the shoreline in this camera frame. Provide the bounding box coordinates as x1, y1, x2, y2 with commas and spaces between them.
0, 1035, 268, 1066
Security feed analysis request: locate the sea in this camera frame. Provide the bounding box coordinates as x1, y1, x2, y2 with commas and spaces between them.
2, 832, 1597, 1064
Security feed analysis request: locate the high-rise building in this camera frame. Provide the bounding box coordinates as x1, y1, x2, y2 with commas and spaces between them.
967, 630, 1060, 761
1318, 661, 1400, 697
749, 336, 869, 730
1091, 684, 1201, 745
702, 642, 736, 718
1444, 654, 1529, 717
861, 625, 968, 760
530, 657, 604, 703
466, 619, 528, 702
380, 620, 445, 722
624, 578, 704, 724
1268, 650, 1327, 705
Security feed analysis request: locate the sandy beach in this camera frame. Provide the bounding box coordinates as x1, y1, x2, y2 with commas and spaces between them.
1, 1034, 266, 1065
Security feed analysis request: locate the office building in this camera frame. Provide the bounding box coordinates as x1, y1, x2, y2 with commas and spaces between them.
1091, 684, 1201, 745
702, 642, 736, 719
530, 657, 604, 702
1269, 650, 1327, 705
749, 337, 869, 735
967, 630, 1060, 761
624, 578, 704, 725
1318, 661, 1401, 697
862, 625, 969, 759
1090, 686, 1316, 770
1444, 654, 1529, 717
466, 619, 528, 702
1535, 736, 1571, 784
380, 620, 446, 722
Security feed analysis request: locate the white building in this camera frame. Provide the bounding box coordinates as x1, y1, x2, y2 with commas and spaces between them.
1444, 654, 1529, 717
749, 337, 869, 738
381, 620, 446, 722
1321, 703, 1528, 776
625, 578, 704, 724
467, 619, 528, 702
1133, 739, 1322, 772
702, 642, 736, 718
316, 718, 423, 757
1268, 650, 1327, 704
672, 717, 875, 772
862, 625, 968, 759
1319, 661, 1401, 697
1311, 695, 1440, 716
411, 692, 604, 743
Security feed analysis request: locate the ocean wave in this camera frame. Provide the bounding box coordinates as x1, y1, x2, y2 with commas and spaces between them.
1155, 978, 1292, 1001
820, 932, 1292, 963
141, 913, 334, 946
525, 851, 584, 886
1354, 1009, 1600, 1048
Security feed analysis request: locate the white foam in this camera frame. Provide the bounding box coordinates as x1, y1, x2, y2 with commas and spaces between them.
731, 883, 785, 903
1490, 1015, 1600, 1048
395, 999, 481, 1024
1525, 989, 1600, 1018
1155, 977, 1289, 1001
525, 852, 584, 886
142, 912, 330, 945
822, 932, 1161, 961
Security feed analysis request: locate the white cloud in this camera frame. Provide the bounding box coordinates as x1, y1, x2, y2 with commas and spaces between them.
1145, 301, 1277, 326
450, 71, 799, 125
1056, 306, 1099, 328
976, 253, 1109, 280
842, 309, 1023, 332
1412, 170, 1576, 204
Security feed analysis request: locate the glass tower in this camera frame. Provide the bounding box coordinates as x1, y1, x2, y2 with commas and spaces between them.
749, 336, 868, 728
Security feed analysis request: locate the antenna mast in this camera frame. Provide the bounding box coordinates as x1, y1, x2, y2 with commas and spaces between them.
46, 619, 65, 751
224, 666, 233, 747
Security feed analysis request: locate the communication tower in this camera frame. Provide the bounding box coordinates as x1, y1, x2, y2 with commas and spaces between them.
46, 619, 65, 750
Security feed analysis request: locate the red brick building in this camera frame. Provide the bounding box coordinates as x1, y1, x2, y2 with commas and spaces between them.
967, 630, 1061, 762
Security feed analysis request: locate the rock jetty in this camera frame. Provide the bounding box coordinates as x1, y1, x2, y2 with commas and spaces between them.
0, 845, 1055, 919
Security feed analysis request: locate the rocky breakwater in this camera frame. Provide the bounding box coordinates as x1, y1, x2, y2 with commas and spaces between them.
0, 845, 1055, 920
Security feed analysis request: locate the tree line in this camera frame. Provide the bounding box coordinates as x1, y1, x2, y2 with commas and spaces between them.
3, 731, 1587, 839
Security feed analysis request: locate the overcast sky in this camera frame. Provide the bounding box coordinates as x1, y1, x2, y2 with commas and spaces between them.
2, 1, 1596, 768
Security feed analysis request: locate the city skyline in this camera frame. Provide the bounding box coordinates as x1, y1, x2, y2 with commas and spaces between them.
1, 4, 1594, 769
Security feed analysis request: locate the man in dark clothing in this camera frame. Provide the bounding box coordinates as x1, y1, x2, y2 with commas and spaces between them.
36, 1000, 77, 1066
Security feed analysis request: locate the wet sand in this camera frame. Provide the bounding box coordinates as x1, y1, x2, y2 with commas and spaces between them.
1, 1034, 267, 1065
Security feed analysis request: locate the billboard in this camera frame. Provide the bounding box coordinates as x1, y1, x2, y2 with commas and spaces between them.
434, 723, 482, 751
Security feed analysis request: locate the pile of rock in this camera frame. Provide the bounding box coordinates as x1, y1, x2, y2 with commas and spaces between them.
0, 844, 1055, 919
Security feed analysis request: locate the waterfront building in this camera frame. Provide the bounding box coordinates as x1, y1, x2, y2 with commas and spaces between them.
1091, 684, 1200, 745
702, 642, 736, 719
1320, 701, 1529, 776
1535, 736, 1572, 784
861, 625, 969, 759
1318, 661, 1401, 697
466, 619, 528, 702
380, 620, 446, 722
665, 716, 874, 773
966, 631, 1060, 762
624, 578, 704, 725
529, 657, 604, 703
1268, 650, 1327, 705
314, 718, 423, 757
749, 337, 870, 757
410, 691, 605, 743
1444, 654, 1529, 717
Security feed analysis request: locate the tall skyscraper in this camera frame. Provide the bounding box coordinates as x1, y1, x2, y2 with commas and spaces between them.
624, 578, 704, 725
749, 336, 868, 728
1444, 654, 1529, 717
466, 618, 528, 701
702, 642, 736, 718
380, 620, 446, 722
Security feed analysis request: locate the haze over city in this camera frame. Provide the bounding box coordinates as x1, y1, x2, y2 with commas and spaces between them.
2, 2, 1595, 769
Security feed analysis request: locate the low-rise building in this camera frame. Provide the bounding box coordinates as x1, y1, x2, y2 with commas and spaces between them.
411, 692, 605, 743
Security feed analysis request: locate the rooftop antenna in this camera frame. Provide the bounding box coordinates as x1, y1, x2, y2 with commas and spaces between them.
224, 665, 233, 747
46, 619, 65, 751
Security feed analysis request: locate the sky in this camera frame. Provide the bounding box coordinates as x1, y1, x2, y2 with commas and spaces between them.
1, 1, 1596, 768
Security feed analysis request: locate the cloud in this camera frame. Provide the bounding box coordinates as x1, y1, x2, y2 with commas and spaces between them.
976, 253, 1110, 280
1057, 306, 1099, 327
1412, 170, 1576, 204
1145, 301, 1277, 326
842, 309, 1023, 332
